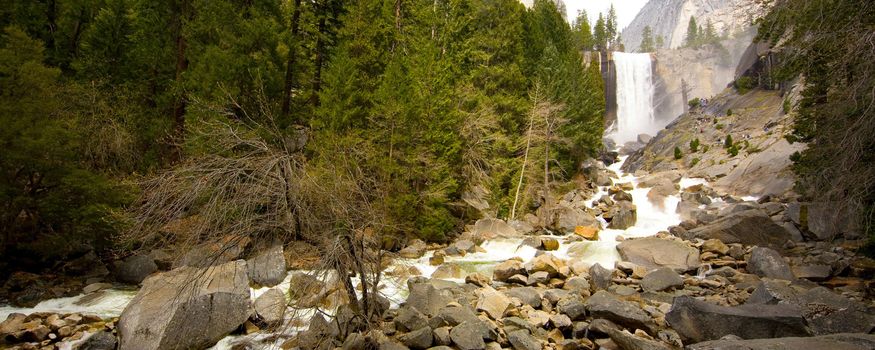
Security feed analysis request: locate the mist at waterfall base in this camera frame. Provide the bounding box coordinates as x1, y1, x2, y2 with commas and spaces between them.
608, 52, 666, 145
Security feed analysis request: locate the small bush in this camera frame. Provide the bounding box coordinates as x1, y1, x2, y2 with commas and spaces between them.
674, 146, 683, 160
724, 134, 734, 148
716, 123, 724, 130
743, 140, 750, 149
703, 145, 710, 153
735, 76, 755, 94
690, 138, 700, 152
691, 157, 700, 167
727, 108, 733, 116
688, 98, 701, 109
728, 145, 739, 157
783, 98, 792, 114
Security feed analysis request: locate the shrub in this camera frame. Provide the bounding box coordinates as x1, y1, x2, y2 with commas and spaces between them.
690, 138, 700, 152
715, 123, 724, 130
734, 76, 755, 94
727, 108, 733, 116
728, 145, 739, 157
702, 145, 710, 153
688, 98, 701, 109
674, 146, 683, 160
691, 157, 700, 167
783, 98, 792, 114
724, 134, 734, 148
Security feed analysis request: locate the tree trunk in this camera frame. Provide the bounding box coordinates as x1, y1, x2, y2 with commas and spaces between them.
511, 107, 535, 220
310, 8, 327, 108
171, 1, 191, 161
281, 0, 303, 121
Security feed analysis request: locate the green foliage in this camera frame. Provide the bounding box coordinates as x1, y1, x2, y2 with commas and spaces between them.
724, 134, 734, 148
640, 25, 655, 52
688, 97, 701, 109
690, 157, 700, 167
655, 35, 664, 49
685, 17, 698, 47
782, 98, 792, 114
734, 76, 755, 94
594, 13, 607, 51
689, 138, 700, 152
726, 108, 733, 116
572, 10, 593, 51
674, 146, 683, 160
728, 145, 739, 157
702, 145, 710, 153
715, 123, 724, 130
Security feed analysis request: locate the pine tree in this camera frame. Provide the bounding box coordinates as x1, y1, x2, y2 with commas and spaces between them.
594, 13, 607, 51
606, 5, 617, 49
639, 25, 654, 52
655, 35, 665, 49
685, 16, 698, 48
572, 10, 593, 51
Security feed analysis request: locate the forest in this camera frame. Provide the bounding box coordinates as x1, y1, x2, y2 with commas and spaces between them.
0, 0, 606, 273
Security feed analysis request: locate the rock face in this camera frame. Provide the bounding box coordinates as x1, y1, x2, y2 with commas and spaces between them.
617, 237, 700, 272
113, 255, 158, 284
686, 333, 875, 350
666, 295, 810, 343
746, 247, 794, 280
622, 0, 759, 51
247, 244, 286, 287
118, 260, 251, 350
682, 210, 792, 249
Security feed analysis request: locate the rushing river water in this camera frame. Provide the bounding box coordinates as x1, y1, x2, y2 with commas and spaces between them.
0, 155, 711, 349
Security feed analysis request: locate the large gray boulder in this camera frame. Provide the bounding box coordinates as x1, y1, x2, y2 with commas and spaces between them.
118, 260, 251, 350
746, 247, 794, 280
617, 237, 700, 273
682, 209, 791, 249
585, 291, 654, 332
666, 295, 810, 343
640, 267, 684, 292
471, 218, 519, 239
406, 283, 454, 317
607, 202, 637, 229
794, 287, 875, 335
687, 333, 875, 350
552, 205, 600, 233
113, 255, 158, 284
253, 288, 287, 327
247, 244, 286, 287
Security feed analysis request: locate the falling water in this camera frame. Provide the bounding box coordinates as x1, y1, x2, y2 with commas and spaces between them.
612, 52, 657, 144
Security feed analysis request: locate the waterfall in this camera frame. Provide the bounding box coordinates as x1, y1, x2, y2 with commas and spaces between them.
612, 52, 656, 144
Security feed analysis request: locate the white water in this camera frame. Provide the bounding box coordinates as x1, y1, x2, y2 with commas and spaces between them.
611, 52, 658, 144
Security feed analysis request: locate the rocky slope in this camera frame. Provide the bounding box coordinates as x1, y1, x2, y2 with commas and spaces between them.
622, 0, 761, 52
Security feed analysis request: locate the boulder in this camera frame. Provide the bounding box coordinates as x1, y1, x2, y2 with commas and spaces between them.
682, 210, 792, 249
563, 276, 591, 296
527, 271, 550, 286
527, 253, 563, 276
175, 235, 249, 268
407, 283, 453, 317
476, 288, 511, 320
794, 287, 875, 335
589, 263, 613, 291
585, 291, 654, 332
77, 331, 118, 350
617, 237, 700, 273
604, 328, 673, 350
430, 306, 480, 329
118, 260, 251, 350
465, 273, 492, 287
574, 226, 599, 240
700, 239, 729, 255
433, 327, 452, 346
557, 295, 587, 320
792, 264, 832, 281
747, 247, 794, 280
395, 307, 429, 333
399, 239, 428, 259
666, 295, 810, 343
450, 321, 486, 350
607, 202, 637, 229
247, 244, 286, 287
541, 238, 560, 251
492, 260, 526, 282
113, 255, 158, 284
432, 263, 464, 279
399, 327, 433, 349
640, 267, 684, 292
686, 333, 875, 350
553, 206, 600, 234
507, 330, 540, 350
253, 288, 287, 327
288, 272, 327, 308
506, 287, 541, 308
472, 218, 519, 239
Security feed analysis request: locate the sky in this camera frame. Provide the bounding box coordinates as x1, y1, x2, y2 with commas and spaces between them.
563, 0, 649, 30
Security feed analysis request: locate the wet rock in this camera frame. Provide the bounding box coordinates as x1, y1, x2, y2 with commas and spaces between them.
589, 263, 613, 291
585, 291, 654, 332
399, 327, 433, 349
553, 206, 601, 234
542, 238, 560, 251
666, 295, 810, 343
253, 288, 286, 327
396, 307, 429, 333
700, 239, 729, 255
77, 331, 117, 350
640, 267, 684, 292
607, 202, 637, 230
682, 210, 791, 249
113, 255, 158, 284
432, 263, 464, 279
476, 288, 511, 320
247, 244, 286, 287
492, 260, 525, 282
450, 321, 486, 350
465, 273, 492, 287
117, 260, 251, 350
686, 333, 875, 350
617, 237, 700, 273
82, 282, 113, 294
527, 253, 563, 276
507, 330, 540, 350
574, 226, 600, 240
747, 247, 795, 280
400, 239, 428, 259
507, 287, 542, 309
